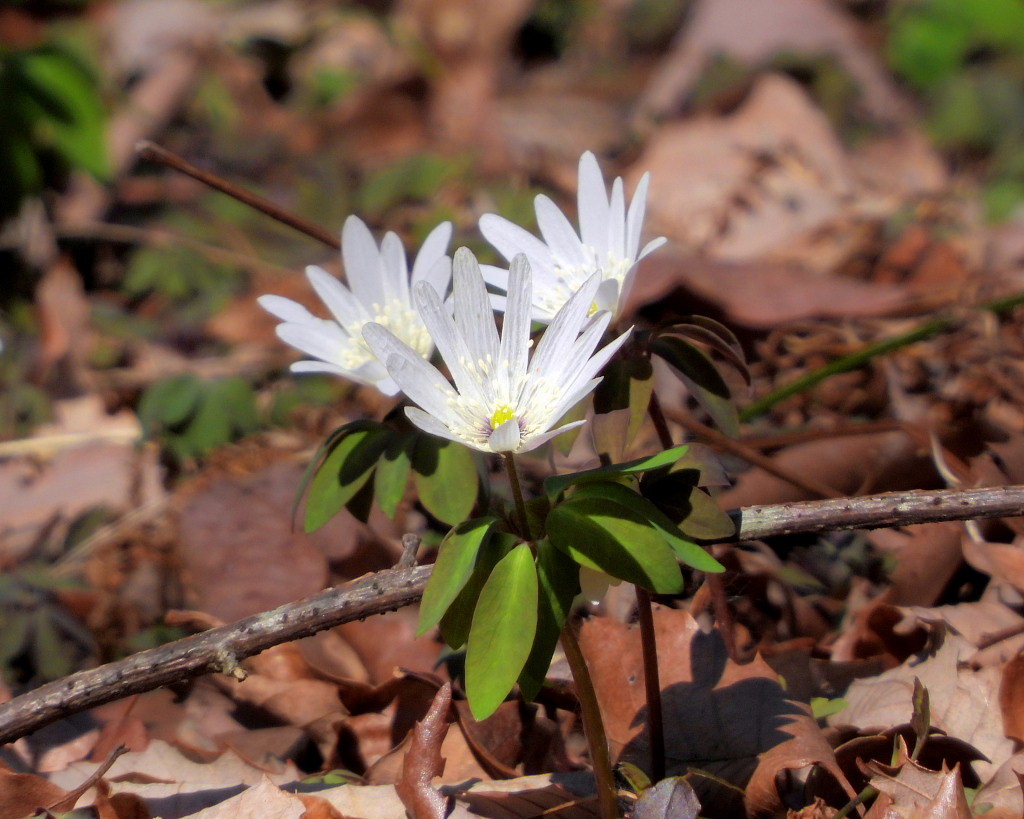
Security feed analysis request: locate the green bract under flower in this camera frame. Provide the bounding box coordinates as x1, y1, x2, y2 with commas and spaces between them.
363, 248, 630, 454
479, 151, 666, 323
258, 215, 452, 396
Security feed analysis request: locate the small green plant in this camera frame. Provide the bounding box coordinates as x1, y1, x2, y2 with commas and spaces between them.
0, 38, 107, 220
138, 374, 260, 462
887, 0, 1024, 219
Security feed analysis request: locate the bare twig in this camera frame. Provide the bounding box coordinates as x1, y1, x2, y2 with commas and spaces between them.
135, 141, 341, 251
1, 485, 1024, 744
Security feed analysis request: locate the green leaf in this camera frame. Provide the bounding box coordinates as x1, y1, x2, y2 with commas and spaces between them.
465, 543, 538, 720
418, 517, 500, 635
137, 374, 202, 433
18, 46, 107, 180
810, 696, 848, 720
572, 482, 724, 573
545, 444, 691, 497
374, 433, 413, 518
518, 540, 578, 701
652, 335, 739, 437
305, 422, 392, 532
439, 532, 518, 649
593, 356, 655, 446
211, 377, 260, 436
546, 497, 684, 593
642, 474, 737, 540
412, 436, 478, 525
176, 388, 233, 457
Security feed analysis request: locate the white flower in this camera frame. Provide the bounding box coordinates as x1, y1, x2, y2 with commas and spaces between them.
363, 248, 630, 454
479, 151, 666, 323
258, 216, 452, 396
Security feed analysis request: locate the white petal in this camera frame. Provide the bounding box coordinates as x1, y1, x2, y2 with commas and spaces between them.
481, 263, 511, 293
625, 172, 650, 261
546, 378, 602, 427
380, 231, 410, 303
576, 152, 610, 251
277, 322, 348, 365
412, 221, 453, 284
418, 257, 452, 300
479, 214, 555, 273
518, 419, 587, 454
563, 326, 632, 398
412, 279, 484, 403
637, 235, 667, 261
306, 266, 366, 328
608, 177, 626, 260
593, 278, 621, 316
499, 255, 532, 387
363, 323, 459, 425
451, 248, 499, 366
258, 294, 316, 323
528, 272, 602, 380
290, 360, 350, 377
488, 419, 522, 452
535, 195, 585, 267
342, 215, 385, 308
544, 310, 611, 388
405, 406, 464, 444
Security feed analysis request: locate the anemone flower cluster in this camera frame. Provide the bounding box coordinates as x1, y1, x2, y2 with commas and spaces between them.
260, 151, 663, 450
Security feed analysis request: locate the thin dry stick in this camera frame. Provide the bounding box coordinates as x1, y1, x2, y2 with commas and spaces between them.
1, 486, 1024, 745
660, 402, 844, 499
135, 141, 341, 251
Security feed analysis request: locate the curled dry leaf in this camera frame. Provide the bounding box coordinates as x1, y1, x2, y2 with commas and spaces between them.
396, 682, 452, 819
832, 632, 1014, 781
579, 608, 853, 818
867, 760, 972, 819
973, 752, 1024, 818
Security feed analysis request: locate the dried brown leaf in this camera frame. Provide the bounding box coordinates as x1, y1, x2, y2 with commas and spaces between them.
868, 760, 971, 819
0, 765, 68, 819
633, 777, 701, 819
396, 682, 452, 819
579, 609, 852, 817
832, 632, 1013, 780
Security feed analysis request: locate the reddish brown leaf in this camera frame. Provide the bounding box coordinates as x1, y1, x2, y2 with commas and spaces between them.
999, 656, 1024, 744
0, 766, 67, 819
396, 682, 452, 819
579, 608, 853, 817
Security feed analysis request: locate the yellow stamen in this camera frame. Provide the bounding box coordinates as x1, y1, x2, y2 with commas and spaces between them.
588, 301, 599, 316
491, 405, 516, 428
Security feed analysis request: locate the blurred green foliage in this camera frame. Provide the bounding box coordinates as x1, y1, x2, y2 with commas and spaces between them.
0, 564, 95, 687
887, 0, 1024, 219
0, 39, 107, 220
138, 373, 260, 461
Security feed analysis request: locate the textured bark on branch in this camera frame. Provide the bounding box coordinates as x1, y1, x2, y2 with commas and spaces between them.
1, 484, 1021, 745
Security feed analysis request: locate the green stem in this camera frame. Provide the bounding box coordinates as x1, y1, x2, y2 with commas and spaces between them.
561, 620, 620, 819
503, 453, 531, 540
740, 291, 1024, 422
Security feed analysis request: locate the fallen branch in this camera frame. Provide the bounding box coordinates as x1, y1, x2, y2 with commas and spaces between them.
1, 484, 1022, 745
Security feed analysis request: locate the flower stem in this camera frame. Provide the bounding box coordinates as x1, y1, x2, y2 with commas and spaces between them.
633, 587, 665, 782
503, 453, 531, 540
561, 620, 620, 819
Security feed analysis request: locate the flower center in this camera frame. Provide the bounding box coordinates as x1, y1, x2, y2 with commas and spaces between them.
491, 404, 516, 428
337, 299, 432, 370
